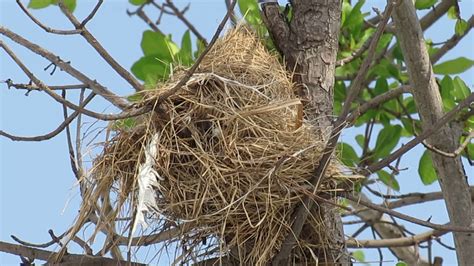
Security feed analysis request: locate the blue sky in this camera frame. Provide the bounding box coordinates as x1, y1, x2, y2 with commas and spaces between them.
1, 1, 473, 265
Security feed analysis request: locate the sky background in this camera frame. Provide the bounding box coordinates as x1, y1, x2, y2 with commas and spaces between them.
1, 0, 473, 265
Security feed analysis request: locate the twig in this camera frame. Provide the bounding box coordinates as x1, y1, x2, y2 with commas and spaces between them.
347, 86, 410, 125
347, 228, 447, 248
363, 92, 474, 175
0, 27, 129, 109
80, 0, 104, 27
152, 0, 237, 105
61, 90, 79, 179
0, 92, 96, 141
0, 240, 145, 265
58, 1, 144, 92
344, 193, 474, 232
1, 40, 150, 121
3, 80, 89, 92
16, 0, 82, 35
431, 15, 474, 63
127, 7, 164, 33
164, 0, 208, 45
421, 130, 473, 158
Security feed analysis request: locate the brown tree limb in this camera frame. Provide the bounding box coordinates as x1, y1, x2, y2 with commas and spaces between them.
344, 193, 474, 233
0, 240, 145, 265
58, 1, 144, 92
431, 15, 474, 64
15, 0, 82, 35
347, 229, 447, 248
4, 80, 89, 92
271, 4, 395, 264
363, 92, 474, 175
0, 26, 129, 109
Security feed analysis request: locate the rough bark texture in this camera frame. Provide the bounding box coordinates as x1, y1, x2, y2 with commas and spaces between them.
392, 1, 474, 265
262, 1, 348, 265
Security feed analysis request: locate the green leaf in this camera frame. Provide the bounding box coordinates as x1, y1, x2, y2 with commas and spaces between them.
433, 57, 474, 75
131, 55, 171, 83
373, 125, 402, 159
28, 0, 52, 9
415, 0, 437, 10
439, 76, 456, 111
352, 250, 365, 262
396, 262, 408, 266
374, 78, 389, 95
447, 6, 459, 20
337, 142, 359, 167
452, 76, 470, 101
141, 30, 179, 61
355, 134, 366, 149
177, 30, 193, 66
238, 0, 261, 25
51, 0, 76, 12
418, 150, 438, 185
455, 19, 468, 36
129, 0, 148, 5
377, 170, 400, 191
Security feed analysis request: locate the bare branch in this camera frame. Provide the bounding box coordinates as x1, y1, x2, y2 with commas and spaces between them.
0, 92, 95, 141
363, 92, 474, 175
150, 0, 237, 105
164, 0, 208, 45
3, 80, 89, 92
347, 229, 447, 248
0, 26, 129, 109
344, 193, 474, 233
347, 85, 410, 125
80, 0, 104, 27
16, 0, 82, 35
0, 240, 145, 265
421, 130, 474, 158
431, 15, 474, 64
1, 40, 152, 121
58, 2, 144, 92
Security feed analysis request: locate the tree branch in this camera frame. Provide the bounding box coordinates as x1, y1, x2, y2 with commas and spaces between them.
58, 1, 144, 92
0, 26, 129, 109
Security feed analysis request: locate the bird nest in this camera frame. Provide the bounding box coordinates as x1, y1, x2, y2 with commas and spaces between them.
77, 27, 353, 265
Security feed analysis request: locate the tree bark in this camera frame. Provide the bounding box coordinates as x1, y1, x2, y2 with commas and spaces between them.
392, 1, 474, 265
261, 1, 349, 265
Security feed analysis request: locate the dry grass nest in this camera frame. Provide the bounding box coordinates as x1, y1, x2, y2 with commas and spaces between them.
81, 27, 355, 265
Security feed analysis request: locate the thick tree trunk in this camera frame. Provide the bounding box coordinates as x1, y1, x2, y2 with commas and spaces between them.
392, 1, 474, 265
262, 1, 349, 264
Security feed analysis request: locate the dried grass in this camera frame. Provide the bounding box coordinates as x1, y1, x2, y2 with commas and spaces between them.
77, 27, 354, 265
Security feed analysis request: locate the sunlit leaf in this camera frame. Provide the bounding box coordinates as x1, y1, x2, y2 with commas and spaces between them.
131, 55, 171, 83
415, 0, 437, 10
177, 30, 193, 66
418, 150, 438, 185
28, 0, 52, 9
141, 30, 179, 62
455, 19, 468, 36
51, 0, 76, 12
452, 76, 470, 101
352, 250, 365, 262
433, 57, 474, 75
129, 0, 148, 5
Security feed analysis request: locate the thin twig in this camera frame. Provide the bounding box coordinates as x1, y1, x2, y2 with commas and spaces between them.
164, 0, 208, 45
0, 27, 129, 109
0, 92, 96, 141
16, 0, 82, 35
80, 0, 104, 27
58, 1, 144, 92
